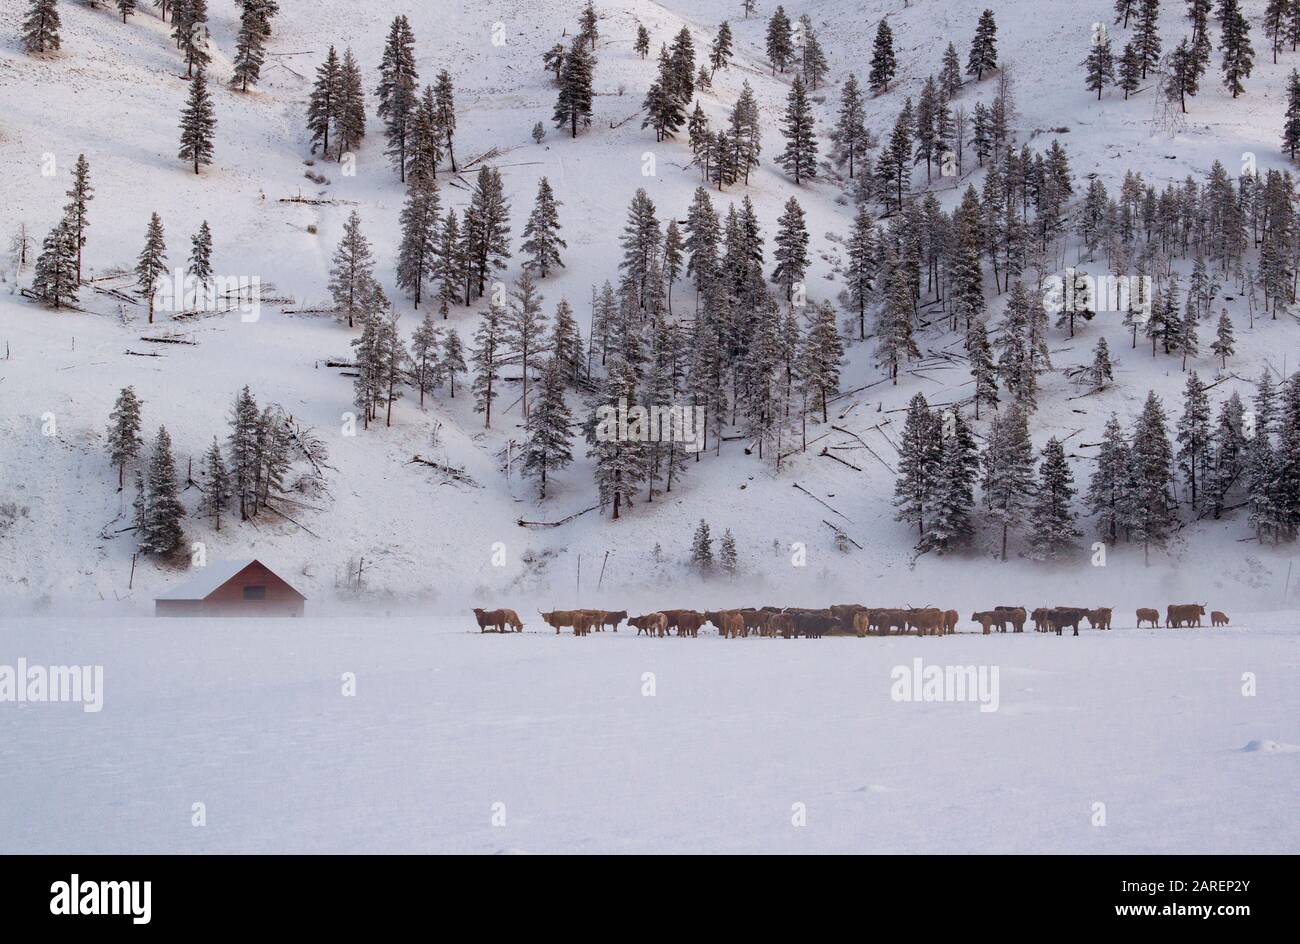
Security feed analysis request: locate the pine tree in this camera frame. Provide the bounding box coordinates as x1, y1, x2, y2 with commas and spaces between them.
199, 437, 228, 530
1177, 371, 1213, 509
308, 45, 342, 157
690, 519, 714, 572
350, 310, 382, 430
719, 528, 739, 575
178, 67, 216, 175
226, 385, 259, 520
554, 37, 595, 138
967, 319, 999, 418
1166, 37, 1199, 112
876, 240, 919, 383
577, 0, 598, 50
440, 326, 466, 398
967, 9, 999, 81
328, 210, 375, 328
1087, 336, 1114, 391
551, 298, 584, 384
801, 300, 843, 421
940, 42, 963, 96
174, 0, 210, 78
334, 49, 368, 159
832, 73, 868, 179
471, 303, 504, 427
729, 81, 763, 184
1133, 0, 1161, 79
523, 358, 574, 499
982, 404, 1035, 560
230, 2, 267, 91
376, 15, 419, 180
876, 101, 914, 212
63, 154, 92, 285
1028, 436, 1080, 560
643, 50, 685, 142
1118, 41, 1142, 98
869, 20, 896, 93
432, 69, 457, 172
1247, 370, 1281, 541
668, 26, 696, 104
521, 176, 566, 277
1129, 390, 1177, 563
22, 0, 60, 55
1088, 413, 1130, 543
107, 386, 144, 489
777, 74, 818, 184
117, 0, 135, 23
1211, 309, 1235, 368
507, 272, 547, 420
765, 5, 794, 74
395, 173, 441, 308
463, 168, 512, 299
409, 87, 443, 178
378, 309, 407, 427
1274, 373, 1300, 540
140, 426, 185, 556
635, 23, 651, 59
799, 14, 830, 90
1219, 0, 1254, 98
136, 213, 167, 324
188, 219, 212, 282
1285, 70, 1300, 161
842, 204, 876, 341
710, 20, 734, 75
409, 309, 441, 408
894, 393, 942, 539
771, 197, 809, 301
588, 358, 644, 519
32, 213, 79, 309
1085, 28, 1116, 99
927, 408, 980, 553
1210, 390, 1247, 517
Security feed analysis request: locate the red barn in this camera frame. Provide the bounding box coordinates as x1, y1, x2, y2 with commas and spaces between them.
155, 559, 306, 617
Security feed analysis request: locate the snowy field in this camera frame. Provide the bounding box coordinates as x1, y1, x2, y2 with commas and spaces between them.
2, 614, 1297, 854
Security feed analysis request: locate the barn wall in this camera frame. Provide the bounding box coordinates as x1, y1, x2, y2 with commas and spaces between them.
157, 562, 306, 617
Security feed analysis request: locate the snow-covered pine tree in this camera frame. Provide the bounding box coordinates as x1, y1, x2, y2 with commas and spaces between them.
334, 49, 367, 158
395, 172, 440, 310
940, 42, 962, 96
690, 519, 714, 572
842, 204, 876, 341
199, 436, 229, 530
328, 210, 375, 328
63, 154, 92, 284
765, 5, 793, 75
434, 208, 464, 312
981, 404, 1035, 560
1088, 413, 1130, 544
174, 0, 211, 78
230, 3, 267, 91
178, 67, 216, 174
405, 85, 443, 181
668, 26, 696, 104
1273, 373, 1300, 540
1087, 336, 1114, 391
22, 0, 60, 55
642, 50, 684, 142
635, 24, 650, 59
1085, 27, 1116, 99
463, 166, 512, 299
308, 46, 341, 157
1218, 0, 1254, 98
719, 528, 739, 575
1133, 0, 1161, 79
1284, 69, 1300, 161
188, 219, 212, 282
432, 69, 457, 172
831, 73, 868, 179
869, 19, 896, 94
523, 358, 574, 499
771, 196, 809, 301
117, 0, 135, 23
619, 188, 662, 311
894, 393, 942, 540
1129, 390, 1177, 564
471, 303, 505, 427
378, 309, 407, 427
32, 213, 79, 309
140, 426, 185, 557
1178, 291, 1200, 370
587, 358, 644, 519
1247, 369, 1281, 541
799, 14, 830, 90
1028, 436, 1080, 560
729, 81, 763, 185
107, 386, 144, 489
800, 300, 843, 422
521, 176, 566, 277
554, 37, 595, 138
927, 408, 980, 553
876, 239, 919, 384
1209, 390, 1247, 517
684, 187, 721, 298
1166, 37, 1199, 112
967, 319, 999, 418
226, 386, 259, 520
440, 326, 466, 398
550, 298, 584, 385
777, 74, 818, 184
350, 312, 382, 430
710, 20, 733, 76
375, 15, 419, 180
967, 8, 998, 81
1211, 308, 1235, 368
409, 309, 441, 408
135, 213, 167, 324
875, 100, 914, 212
1177, 371, 1213, 510
577, 0, 598, 50
507, 271, 547, 420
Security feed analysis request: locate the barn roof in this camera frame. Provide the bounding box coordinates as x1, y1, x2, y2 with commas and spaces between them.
156, 559, 304, 601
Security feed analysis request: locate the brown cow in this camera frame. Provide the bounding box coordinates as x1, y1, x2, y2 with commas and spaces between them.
942, 609, 959, 634
719, 611, 745, 639
740, 609, 771, 636
1135, 607, 1160, 628
677, 611, 704, 637
539, 609, 586, 635
1166, 603, 1206, 628
907, 607, 945, 636
1211, 610, 1229, 627
1085, 608, 1113, 630
771, 613, 797, 638
972, 611, 1001, 635
830, 603, 869, 625
993, 605, 1026, 633
629, 612, 667, 637
873, 608, 910, 636
791, 612, 839, 637
1044, 607, 1086, 636
472, 608, 522, 633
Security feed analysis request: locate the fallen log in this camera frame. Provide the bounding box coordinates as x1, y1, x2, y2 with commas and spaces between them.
409, 455, 480, 487
793, 482, 853, 523
819, 448, 862, 472
822, 519, 864, 550
517, 504, 600, 528
124, 349, 163, 357
140, 335, 196, 345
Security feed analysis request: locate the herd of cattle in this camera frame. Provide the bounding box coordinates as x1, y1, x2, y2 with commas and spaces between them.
470, 604, 1228, 637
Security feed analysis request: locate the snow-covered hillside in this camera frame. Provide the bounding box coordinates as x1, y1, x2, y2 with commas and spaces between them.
1, 0, 1299, 617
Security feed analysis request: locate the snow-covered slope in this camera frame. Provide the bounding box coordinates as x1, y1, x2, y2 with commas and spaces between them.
1, 0, 1298, 616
